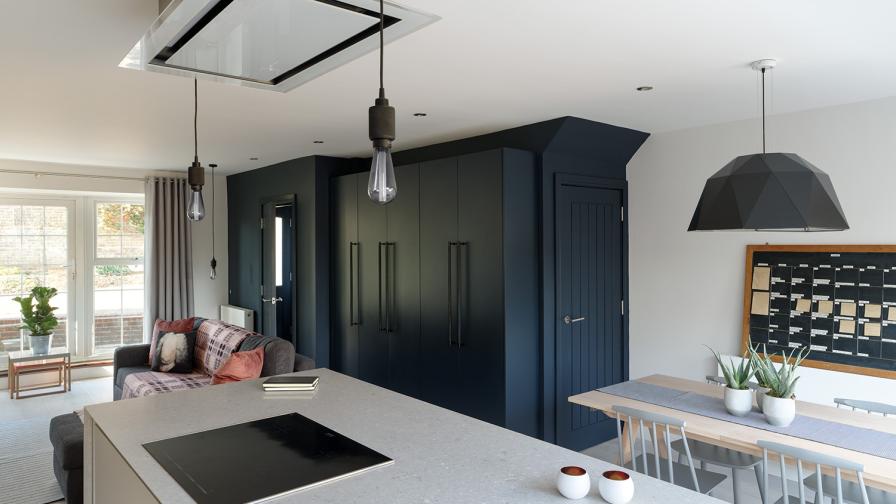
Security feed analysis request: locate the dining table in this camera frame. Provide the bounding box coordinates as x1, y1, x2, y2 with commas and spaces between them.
569, 374, 896, 493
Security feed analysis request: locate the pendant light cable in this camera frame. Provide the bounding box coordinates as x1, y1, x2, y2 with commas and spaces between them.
194, 78, 199, 160
379, 0, 384, 92
761, 68, 766, 155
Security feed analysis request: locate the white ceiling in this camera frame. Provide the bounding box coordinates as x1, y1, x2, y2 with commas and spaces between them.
1, 0, 895, 174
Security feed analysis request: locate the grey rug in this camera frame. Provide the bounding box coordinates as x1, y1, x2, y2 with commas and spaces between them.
0, 417, 64, 504
600, 381, 896, 462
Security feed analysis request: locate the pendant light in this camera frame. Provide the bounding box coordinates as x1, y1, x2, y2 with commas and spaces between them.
187, 77, 206, 221
688, 60, 848, 231
367, 0, 397, 205
209, 163, 217, 280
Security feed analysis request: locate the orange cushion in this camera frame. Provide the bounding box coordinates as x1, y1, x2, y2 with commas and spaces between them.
211, 347, 265, 385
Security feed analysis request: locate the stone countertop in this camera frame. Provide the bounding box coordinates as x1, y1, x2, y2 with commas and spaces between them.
85, 369, 722, 503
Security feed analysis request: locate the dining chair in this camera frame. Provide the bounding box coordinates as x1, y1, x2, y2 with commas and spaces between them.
612, 405, 728, 495
834, 398, 896, 417
757, 439, 880, 504
671, 436, 764, 504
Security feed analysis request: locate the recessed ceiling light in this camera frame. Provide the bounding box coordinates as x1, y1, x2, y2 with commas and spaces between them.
313, 140, 324, 144
413, 112, 427, 117
636, 86, 654, 91
249, 157, 259, 161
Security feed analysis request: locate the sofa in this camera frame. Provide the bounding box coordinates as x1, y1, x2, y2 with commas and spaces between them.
51, 319, 315, 503
112, 318, 312, 400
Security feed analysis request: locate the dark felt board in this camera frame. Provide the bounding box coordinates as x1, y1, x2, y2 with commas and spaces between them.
742, 245, 896, 379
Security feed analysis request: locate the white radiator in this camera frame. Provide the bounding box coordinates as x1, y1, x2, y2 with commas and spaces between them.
219, 304, 255, 330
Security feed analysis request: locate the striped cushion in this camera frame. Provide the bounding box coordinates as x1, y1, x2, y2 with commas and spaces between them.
193, 320, 253, 376
120, 371, 211, 400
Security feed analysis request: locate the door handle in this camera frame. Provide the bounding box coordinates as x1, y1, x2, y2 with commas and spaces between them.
456, 242, 468, 347
262, 297, 283, 305
378, 242, 388, 331
563, 315, 586, 325
387, 242, 396, 333
448, 242, 457, 346
349, 242, 359, 326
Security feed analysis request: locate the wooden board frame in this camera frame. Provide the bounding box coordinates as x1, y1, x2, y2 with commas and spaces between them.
741, 244, 896, 380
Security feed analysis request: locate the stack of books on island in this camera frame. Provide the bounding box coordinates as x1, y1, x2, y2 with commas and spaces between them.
262, 376, 319, 392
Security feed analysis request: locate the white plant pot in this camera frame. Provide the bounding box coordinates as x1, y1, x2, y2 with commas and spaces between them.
557, 466, 590, 500
724, 387, 753, 417
598, 470, 634, 504
763, 394, 796, 427
755, 388, 769, 411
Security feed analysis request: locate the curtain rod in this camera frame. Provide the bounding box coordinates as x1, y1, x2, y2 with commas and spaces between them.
0, 168, 184, 181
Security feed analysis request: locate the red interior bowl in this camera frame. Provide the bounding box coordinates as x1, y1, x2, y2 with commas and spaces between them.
560, 466, 587, 476
602, 470, 630, 481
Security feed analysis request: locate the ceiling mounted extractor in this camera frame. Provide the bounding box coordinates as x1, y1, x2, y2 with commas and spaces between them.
121, 0, 439, 92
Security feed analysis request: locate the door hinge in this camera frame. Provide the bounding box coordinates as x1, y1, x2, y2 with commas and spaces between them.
621, 207, 624, 222
621, 300, 625, 315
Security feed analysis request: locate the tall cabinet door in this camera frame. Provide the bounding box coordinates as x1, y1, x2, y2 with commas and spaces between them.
331, 175, 359, 377
386, 164, 421, 397
357, 173, 389, 387
457, 150, 504, 424
418, 157, 460, 410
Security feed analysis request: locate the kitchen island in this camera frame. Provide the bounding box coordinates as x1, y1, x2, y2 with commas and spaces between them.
84, 369, 721, 503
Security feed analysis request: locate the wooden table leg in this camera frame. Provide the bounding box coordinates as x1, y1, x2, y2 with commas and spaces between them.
655, 425, 670, 459
8, 361, 13, 399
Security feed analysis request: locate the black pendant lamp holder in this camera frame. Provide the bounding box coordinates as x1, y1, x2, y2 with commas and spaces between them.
687, 59, 849, 232
369, 88, 395, 150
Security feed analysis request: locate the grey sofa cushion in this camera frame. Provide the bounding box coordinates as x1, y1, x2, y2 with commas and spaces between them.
49, 413, 83, 470
238, 334, 295, 377
115, 365, 151, 390
294, 353, 316, 372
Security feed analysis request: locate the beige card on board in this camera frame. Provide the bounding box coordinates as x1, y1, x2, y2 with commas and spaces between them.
889, 307, 896, 322
839, 319, 856, 334
795, 298, 811, 313
818, 300, 833, 315
865, 322, 881, 337
752, 266, 771, 291
751, 291, 770, 316
841, 302, 857, 317
865, 304, 882, 319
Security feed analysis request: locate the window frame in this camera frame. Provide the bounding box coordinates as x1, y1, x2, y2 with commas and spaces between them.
85, 196, 145, 357
0, 196, 78, 369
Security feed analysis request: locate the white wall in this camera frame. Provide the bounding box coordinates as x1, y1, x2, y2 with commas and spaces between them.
628, 96, 896, 404
0, 158, 228, 319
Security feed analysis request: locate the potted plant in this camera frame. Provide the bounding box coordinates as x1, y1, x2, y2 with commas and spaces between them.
707, 346, 754, 416
752, 345, 809, 427
13, 286, 59, 355
747, 342, 773, 410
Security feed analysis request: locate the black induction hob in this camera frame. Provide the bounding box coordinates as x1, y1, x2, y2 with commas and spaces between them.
142, 413, 393, 504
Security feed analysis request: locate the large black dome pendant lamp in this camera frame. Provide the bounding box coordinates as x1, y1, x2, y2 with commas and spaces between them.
687, 59, 849, 232
187, 77, 206, 222
367, 0, 397, 205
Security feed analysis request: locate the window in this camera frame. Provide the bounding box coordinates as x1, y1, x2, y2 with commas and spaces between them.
0, 196, 144, 369
0, 200, 75, 359
90, 202, 145, 354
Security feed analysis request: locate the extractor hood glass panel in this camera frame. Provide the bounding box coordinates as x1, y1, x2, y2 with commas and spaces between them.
164, 0, 377, 84
121, 0, 440, 93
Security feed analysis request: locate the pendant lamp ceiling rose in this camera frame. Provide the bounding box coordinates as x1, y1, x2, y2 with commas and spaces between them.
750, 59, 777, 72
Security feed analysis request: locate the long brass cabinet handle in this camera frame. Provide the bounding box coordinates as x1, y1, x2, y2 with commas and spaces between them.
349, 242, 359, 326
447, 242, 457, 346
456, 242, 468, 347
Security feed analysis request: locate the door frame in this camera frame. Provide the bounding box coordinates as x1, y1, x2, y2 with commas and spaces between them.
545, 173, 629, 446
258, 193, 298, 347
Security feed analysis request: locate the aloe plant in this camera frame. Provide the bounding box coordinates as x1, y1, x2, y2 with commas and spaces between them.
706, 346, 754, 390
750, 344, 809, 399
13, 286, 59, 336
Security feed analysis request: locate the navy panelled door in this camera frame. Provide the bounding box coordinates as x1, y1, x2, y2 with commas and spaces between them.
556, 183, 625, 450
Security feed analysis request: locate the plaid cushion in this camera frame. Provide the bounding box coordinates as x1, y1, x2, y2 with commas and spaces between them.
194, 320, 253, 376
121, 371, 211, 400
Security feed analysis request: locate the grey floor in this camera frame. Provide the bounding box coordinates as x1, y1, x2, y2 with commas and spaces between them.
581, 437, 809, 504
0, 376, 112, 423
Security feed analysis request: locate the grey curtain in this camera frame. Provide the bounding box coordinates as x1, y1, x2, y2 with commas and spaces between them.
144, 177, 194, 341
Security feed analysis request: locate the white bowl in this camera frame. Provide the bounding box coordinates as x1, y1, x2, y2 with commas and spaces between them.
557, 466, 590, 499
598, 470, 634, 504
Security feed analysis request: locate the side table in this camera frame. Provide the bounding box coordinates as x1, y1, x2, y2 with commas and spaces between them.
8, 348, 71, 399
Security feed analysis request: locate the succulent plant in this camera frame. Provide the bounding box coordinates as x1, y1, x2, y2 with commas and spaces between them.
749, 343, 809, 399
706, 346, 754, 390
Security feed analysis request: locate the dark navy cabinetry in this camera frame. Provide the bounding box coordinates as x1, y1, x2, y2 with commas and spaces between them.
331, 148, 540, 437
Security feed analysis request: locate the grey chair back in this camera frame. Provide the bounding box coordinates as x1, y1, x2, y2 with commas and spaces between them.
834, 398, 896, 417
612, 405, 701, 492
706, 375, 725, 386
757, 440, 869, 504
